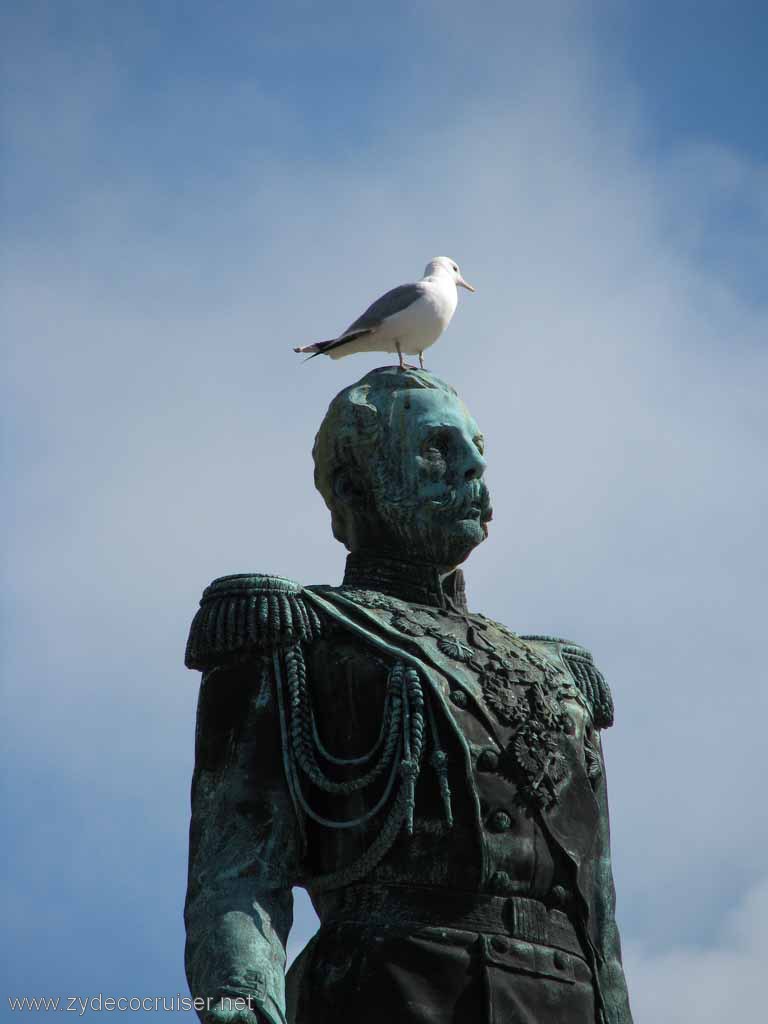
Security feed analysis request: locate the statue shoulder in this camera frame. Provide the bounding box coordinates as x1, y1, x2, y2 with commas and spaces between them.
520, 634, 615, 729
185, 573, 323, 671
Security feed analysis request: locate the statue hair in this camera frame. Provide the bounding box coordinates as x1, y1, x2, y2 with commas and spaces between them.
313, 368, 458, 547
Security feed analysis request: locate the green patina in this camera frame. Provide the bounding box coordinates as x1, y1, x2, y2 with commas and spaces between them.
183, 368, 633, 1024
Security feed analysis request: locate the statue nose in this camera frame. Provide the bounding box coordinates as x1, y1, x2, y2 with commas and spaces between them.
463, 450, 487, 482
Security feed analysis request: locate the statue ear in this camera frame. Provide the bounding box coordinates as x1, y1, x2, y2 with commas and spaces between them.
332, 468, 363, 506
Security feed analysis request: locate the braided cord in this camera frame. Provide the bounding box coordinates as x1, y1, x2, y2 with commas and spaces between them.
400, 667, 425, 835
273, 647, 451, 892
309, 655, 401, 768
426, 693, 454, 827
290, 730, 403, 830
307, 783, 411, 893
310, 699, 391, 766
285, 648, 403, 795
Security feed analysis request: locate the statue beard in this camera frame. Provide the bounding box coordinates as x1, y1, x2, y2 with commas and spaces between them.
370, 475, 493, 568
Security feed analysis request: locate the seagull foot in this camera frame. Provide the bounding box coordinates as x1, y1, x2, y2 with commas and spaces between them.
395, 342, 419, 371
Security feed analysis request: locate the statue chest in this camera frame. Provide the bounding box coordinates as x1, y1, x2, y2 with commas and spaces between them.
309, 593, 593, 816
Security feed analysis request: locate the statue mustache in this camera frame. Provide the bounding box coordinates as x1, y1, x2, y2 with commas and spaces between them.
429, 479, 493, 521
373, 472, 492, 522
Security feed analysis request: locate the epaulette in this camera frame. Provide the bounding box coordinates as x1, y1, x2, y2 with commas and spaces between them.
520, 635, 615, 729
185, 573, 323, 671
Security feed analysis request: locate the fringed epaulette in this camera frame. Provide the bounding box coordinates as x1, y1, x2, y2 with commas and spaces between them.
520, 635, 615, 729
185, 574, 323, 671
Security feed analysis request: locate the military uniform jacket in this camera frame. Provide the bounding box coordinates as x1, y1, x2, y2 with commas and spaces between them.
184, 566, 633, 1024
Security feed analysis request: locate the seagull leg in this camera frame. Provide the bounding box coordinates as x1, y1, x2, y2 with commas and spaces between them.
419, 352, 425, 369
395, 341, 419, 371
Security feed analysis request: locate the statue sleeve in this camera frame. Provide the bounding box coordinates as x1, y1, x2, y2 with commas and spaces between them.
524, 636, 633, 1021
589, 730, 633, 1024
184, 660, 303, 1024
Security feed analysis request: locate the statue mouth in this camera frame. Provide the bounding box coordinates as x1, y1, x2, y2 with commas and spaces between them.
466, 491, 493, 524
437, 484, 493, 525
474, 496, 494, 539
458, 498, 493, 542
464, 503, 485, 521
477, 504, 493, 539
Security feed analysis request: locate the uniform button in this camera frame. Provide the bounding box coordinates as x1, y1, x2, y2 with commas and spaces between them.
450, 689, 468, 708
553, 951, 569, 971
489, 870, 512, 894
550, 885, 572, 910
488, 810, 513, 833
490, 935, 508, 953
476, 748, 499, 772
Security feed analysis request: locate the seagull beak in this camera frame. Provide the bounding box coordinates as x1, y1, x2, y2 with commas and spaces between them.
457, 277, 476, 292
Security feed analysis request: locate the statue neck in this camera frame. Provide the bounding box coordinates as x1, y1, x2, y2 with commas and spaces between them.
342, 550, 469, 613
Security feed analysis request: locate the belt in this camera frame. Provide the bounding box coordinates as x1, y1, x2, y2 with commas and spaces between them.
315, 884, 585, 959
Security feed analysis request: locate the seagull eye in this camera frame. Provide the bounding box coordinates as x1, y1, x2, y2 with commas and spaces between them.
452, 264, 458, 272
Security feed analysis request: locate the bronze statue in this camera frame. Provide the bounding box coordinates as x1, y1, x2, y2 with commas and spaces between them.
184, 367, 633, 1023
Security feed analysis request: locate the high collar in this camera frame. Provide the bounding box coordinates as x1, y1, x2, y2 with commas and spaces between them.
342, 550, 469, 613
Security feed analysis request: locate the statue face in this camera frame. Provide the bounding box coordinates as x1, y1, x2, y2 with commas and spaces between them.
352, 388, 493, 569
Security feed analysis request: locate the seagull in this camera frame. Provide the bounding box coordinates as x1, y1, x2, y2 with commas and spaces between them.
294, 257, 475, 369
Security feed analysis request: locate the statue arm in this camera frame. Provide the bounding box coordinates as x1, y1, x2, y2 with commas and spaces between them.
590, 731, 633, 1024
184, 662, 303, 1024
521, 636, 632, 1019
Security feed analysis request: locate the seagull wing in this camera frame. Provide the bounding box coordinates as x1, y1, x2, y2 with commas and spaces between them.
293, 282, 426, 359
343, 282, 426, 335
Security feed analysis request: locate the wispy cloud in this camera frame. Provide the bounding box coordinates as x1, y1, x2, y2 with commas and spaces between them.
3, 1, 767, 1008
625, 876, 768, 1021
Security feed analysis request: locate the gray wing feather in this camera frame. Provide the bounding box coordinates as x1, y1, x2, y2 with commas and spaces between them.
343, 282, 425, 335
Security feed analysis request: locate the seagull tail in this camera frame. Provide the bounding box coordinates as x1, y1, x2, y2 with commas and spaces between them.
293, 339, 334, 361
293, 329, 373, 363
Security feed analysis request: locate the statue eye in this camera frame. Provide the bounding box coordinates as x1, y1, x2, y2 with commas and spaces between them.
422, 430, 450, 458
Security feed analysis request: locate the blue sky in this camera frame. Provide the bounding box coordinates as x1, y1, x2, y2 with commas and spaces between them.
3, 2, 768, 1021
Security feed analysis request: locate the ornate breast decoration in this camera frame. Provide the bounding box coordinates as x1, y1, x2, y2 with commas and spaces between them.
509, 722, 568, 808
334, 590, 578, 812
436, 635, 474, 662
480, 667, 527, 726
415, 613, 576, 811
337, 588, 402, 613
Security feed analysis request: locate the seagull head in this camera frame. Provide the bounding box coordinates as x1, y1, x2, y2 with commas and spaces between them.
424, 256, 476, 292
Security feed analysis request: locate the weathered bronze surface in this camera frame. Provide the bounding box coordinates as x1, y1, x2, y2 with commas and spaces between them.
184, 367, 633, 1023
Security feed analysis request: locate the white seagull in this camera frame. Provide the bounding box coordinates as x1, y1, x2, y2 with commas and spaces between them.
294, 257, 475, 369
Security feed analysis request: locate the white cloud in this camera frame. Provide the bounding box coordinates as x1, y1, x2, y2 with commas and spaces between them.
624, 877, 768, 1022
3, 1, 768, 1000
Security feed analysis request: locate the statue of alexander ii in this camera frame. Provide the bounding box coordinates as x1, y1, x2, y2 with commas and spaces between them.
183, 367, 633, 1024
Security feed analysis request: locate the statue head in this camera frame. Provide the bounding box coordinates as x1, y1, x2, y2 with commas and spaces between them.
313, 367, 492, 571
